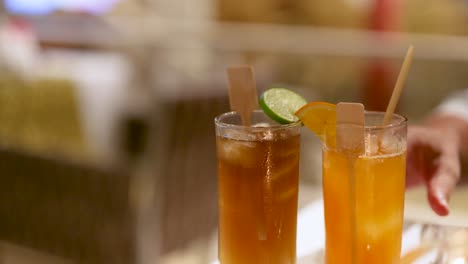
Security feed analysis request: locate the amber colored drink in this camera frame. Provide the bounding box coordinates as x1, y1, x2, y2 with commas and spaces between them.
323, 112, 407, 264
215, 111, 301, 264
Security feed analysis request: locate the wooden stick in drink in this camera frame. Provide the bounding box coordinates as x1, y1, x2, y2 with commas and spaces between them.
336, 102, 365, 264
226, 65, 259, 126
226, 64, 268, 243
383, 45, 414, 126
336, 103, 365, 155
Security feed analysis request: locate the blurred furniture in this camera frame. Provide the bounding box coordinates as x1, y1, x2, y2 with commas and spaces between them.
0, 148, 135, 263
0, 94, 228, 263
159, 95, 227, 253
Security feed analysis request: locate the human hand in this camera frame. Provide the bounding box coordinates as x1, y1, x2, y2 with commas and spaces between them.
406, 120, 462, 216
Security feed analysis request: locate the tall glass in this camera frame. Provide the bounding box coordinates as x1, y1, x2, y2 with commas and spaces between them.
215, 110, 301, 264
323, 112, 407, 264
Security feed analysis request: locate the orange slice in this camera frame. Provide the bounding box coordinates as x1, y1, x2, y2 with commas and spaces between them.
295, 102, 336, 147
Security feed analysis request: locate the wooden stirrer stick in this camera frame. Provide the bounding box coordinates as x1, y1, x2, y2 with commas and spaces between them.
226, 65, 259, 126
336, 102, 365, 264
337, 102, 365, 155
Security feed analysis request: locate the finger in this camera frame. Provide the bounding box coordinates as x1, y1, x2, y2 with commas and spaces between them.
427, 188, 449, 216
406, 127, 432, 188
407, 126, 434, 146
427, 146, 461, 216
406, 144, 425, 188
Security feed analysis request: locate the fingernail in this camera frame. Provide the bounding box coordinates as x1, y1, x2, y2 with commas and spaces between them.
436, 190, 449, 208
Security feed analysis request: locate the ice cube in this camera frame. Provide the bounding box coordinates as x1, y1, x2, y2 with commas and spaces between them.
260, 129, 275, 141
218, 139, 260, 168
253, 122, 270, 128
223, 129, 249, 141
364, 134, 379, 156
378, 135, 399, 154
364, 133, 403, 156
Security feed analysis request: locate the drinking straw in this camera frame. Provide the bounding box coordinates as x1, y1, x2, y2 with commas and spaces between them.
383, 45, 414, 126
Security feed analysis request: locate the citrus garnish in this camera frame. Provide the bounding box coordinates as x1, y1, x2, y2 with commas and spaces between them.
259, 88, 307, 124
295, 102, 336, 147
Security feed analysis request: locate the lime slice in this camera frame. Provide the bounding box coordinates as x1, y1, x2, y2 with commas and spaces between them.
259, 88, 307, 124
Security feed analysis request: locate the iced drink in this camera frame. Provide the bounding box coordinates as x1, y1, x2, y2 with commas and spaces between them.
215, 110, 301, 264
323, 112, 407, 264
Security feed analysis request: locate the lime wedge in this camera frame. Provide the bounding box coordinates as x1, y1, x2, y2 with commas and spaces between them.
259, 88, 307, 124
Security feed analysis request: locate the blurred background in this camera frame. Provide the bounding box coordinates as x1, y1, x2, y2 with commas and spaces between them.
0, 0, 467, 263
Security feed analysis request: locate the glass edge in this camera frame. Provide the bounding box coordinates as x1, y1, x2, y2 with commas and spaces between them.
214, 111, 302, 130
364, 111, 408, 131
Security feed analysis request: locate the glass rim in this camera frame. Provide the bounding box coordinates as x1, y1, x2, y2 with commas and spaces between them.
215, 110, 302, 130
215, 110, 407, 131
362, 111, 408, 131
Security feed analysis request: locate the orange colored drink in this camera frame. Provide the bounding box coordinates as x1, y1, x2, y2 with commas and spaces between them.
322, 112, 407, 264
215, 111, 301, 264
